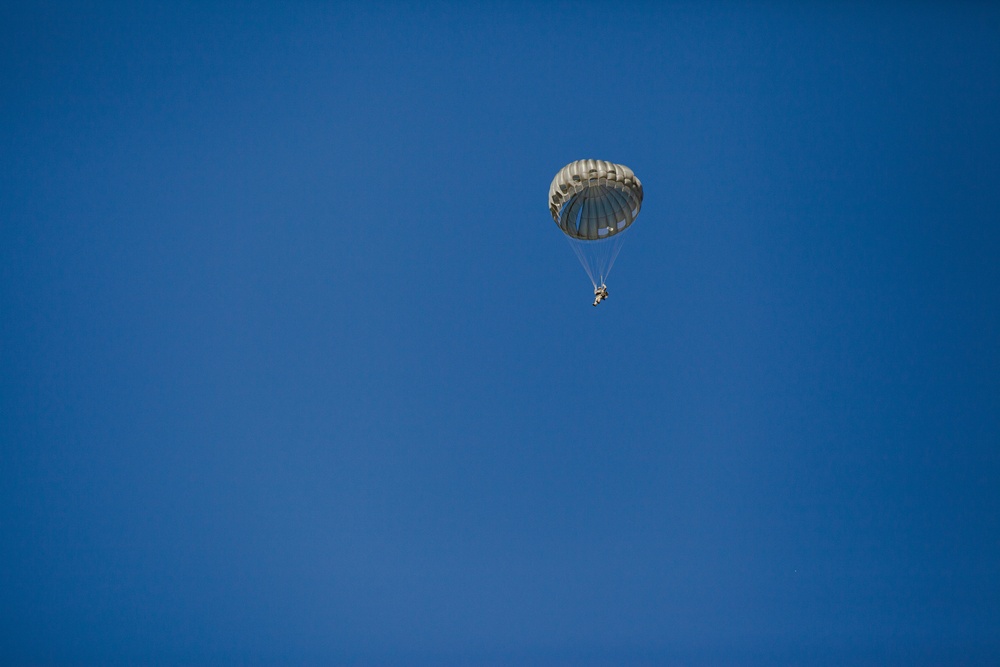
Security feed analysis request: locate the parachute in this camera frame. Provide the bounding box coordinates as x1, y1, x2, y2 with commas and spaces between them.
548, 159, 643, 299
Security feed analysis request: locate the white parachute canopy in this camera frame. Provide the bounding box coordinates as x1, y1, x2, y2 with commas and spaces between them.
548, 159, 643, 288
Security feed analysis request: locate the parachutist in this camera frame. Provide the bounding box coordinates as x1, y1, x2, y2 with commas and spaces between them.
592, 284, 609, 307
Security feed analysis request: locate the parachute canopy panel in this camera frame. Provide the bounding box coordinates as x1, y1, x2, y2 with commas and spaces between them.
548, 159, 643, 241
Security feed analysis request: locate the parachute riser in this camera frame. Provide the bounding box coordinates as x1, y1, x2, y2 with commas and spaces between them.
565, 232, 628, 290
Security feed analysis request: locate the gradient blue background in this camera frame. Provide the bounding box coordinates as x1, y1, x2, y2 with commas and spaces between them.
3, 2, 999, 665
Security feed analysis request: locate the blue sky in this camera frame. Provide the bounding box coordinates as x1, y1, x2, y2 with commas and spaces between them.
2, 2, 999, 665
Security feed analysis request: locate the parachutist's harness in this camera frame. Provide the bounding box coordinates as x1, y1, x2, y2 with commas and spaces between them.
592, 284, 609, 307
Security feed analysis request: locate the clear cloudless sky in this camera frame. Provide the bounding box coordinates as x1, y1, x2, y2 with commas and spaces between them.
2, 2, 999, 665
